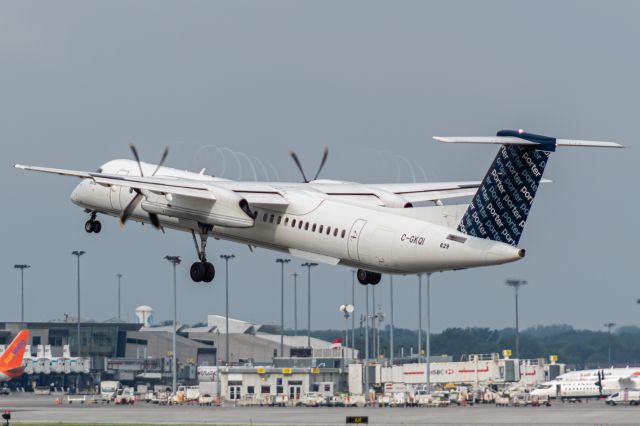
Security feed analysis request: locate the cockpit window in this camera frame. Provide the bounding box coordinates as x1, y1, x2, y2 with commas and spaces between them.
95, 167, 103, 173
536, 384, 552, 389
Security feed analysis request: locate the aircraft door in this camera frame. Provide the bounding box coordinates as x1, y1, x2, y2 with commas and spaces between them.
109, 170, 129, 211
347, 219, 367, 261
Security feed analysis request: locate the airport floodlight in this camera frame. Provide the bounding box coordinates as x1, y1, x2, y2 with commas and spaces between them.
220, 254, 235, 365
291, 272, 299, 336
604, 322, 616, 365
339, 304, 354, 366
301, 262, 318, 347
116, 273, 123, 321
505, 279, 527, 360
71, 251, 85, 360
276, 258, 291, 358
164, 255, 181, 393
13, 264, 31, 323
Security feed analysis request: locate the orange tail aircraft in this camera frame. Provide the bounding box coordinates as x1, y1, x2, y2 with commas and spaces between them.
0, 330, 29, 382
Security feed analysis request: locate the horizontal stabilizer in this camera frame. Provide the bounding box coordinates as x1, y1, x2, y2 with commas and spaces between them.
434, 130, 624, 151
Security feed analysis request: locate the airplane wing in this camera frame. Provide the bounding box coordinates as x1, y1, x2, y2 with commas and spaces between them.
15, 164, 289, 206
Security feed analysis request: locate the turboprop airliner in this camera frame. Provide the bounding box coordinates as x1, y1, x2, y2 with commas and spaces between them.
531, 368, 640, 400
15, 130, 622, 284
0, 330, 30, 382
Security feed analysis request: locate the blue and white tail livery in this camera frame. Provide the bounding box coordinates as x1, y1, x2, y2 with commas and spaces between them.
434, 129, 624, 246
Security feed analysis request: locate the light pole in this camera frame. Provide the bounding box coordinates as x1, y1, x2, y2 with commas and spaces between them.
164, 255, 181, 393
291, 272, 299, 336
604, 322, 616, 365
351, 270, 356, 356
13, 264, 30, 323
417, 274, 422, 362
506, 279, 527, 360
364, 283, 370, 397
339, 304, 354, 366
220, 254, 235, 364
389, 275, 394, 364
276, 258, 290, 358
426, 273, 432, 392
116, 273, 122, 321
301, 262, 318, 348
71, 251, 85, 357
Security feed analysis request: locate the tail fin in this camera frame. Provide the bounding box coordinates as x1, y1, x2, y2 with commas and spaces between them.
0, 330, 29, 372
434, 130, 623, 246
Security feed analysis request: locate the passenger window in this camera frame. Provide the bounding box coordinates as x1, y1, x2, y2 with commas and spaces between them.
298, 221, 303, 229
326, 226, 331, 235
284, 217, 289, 225
341, 229, 346, 238
292, 219, 297, 227
305, 222, 309, 231
262, 213, 268, 222
333, 228, 338, 237
312, 224, 316, 232
277, 216, 282, 224
269, 214, 275, 223
319, 225, 323, 233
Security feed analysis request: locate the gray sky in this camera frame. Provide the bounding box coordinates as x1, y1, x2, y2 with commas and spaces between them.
1, 1, 637, 332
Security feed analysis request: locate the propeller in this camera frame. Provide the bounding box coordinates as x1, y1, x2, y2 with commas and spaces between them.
119, 145, 169, 229
596, 370, 604, 396
289, 147, 329, 183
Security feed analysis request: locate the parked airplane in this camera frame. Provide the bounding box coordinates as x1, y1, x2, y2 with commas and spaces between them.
15, 130, 622, 283
531, 368, 640, 400
0, 330, 30, 382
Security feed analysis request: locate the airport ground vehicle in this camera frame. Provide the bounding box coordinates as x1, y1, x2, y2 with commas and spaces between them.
114, 387, 135, 405
100, 381, 121, 402
606, 391, 640, 406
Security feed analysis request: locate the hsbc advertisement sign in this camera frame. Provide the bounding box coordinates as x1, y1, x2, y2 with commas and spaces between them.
392, 361, 504, 384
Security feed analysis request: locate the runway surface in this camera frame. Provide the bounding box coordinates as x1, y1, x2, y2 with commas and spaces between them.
1, 394, 638, 425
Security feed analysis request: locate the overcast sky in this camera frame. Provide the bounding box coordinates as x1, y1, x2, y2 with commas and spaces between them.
1, 1, 637, 333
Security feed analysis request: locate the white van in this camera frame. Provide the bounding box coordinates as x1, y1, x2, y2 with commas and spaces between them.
605, 390, 640, 406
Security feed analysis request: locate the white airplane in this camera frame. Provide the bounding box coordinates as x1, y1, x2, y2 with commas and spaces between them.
15, 130, 622, 283
531, 368, 640, 400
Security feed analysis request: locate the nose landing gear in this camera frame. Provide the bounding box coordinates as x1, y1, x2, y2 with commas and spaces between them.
84, 212, 102, 233
357, 269, 381, 285
190, 226, 215, 283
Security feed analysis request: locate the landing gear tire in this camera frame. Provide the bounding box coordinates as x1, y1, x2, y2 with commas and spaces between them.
91, 221, 102, 233
85, 220, 94, 233
357, 269, 382, 285
357, 269, 370, 285
190, 262, 206, 282
190, 261, 215, 283
203, 262, 215, 283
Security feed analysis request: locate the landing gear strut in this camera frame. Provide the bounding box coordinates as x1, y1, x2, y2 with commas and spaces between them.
84, 212, 101, 233
357, 269, 381, 285
190, 226, 215, 283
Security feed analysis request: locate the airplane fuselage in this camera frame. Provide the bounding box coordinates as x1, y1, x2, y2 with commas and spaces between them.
70, 160, 523, 275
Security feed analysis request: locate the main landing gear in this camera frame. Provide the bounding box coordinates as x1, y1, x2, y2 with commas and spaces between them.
357, 269, 381, 285
190, 226, 215, 283
84, 212, 102, 233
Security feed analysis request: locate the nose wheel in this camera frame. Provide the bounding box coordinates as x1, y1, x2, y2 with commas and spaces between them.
357, 269, 381, 285
84, 212, 102, 233
190, 226, 215, 283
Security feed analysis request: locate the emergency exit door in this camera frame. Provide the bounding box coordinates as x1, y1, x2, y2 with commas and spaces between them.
347, 219, 367, 260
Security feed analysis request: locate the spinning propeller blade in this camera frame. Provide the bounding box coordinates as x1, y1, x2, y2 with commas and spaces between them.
289, 147, 329, 183
119, 144, 167, 230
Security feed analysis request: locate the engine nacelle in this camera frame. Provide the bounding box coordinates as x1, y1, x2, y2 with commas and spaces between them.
142, 186, 255, 228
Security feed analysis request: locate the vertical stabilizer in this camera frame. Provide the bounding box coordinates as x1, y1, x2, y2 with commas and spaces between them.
0, 330, 29, 372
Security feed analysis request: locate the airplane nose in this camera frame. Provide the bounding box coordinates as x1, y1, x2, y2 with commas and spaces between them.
70, 183, 81, 204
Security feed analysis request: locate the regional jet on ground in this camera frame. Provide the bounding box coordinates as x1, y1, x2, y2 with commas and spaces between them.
15, 130, 622, 284
0, 330, 29, 382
